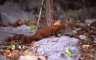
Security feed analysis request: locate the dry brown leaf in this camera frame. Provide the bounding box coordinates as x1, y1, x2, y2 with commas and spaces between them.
4, 49, 11, 56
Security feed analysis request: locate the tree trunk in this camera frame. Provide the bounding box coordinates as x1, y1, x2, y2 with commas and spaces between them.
46, 0, 54, 26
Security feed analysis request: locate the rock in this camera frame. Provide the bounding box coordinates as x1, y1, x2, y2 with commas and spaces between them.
85, 19, 96, 26
79, 35, 87, 40
0, 25, 33, 43
63, 28, 77, 36
0, 55, 7, 60
24, 0, 41, 10
0, 1, 36, 26
27, 36, 81, 60
19, 56, 38, 60
0, 33, 13, 44
0, 25, 31, 34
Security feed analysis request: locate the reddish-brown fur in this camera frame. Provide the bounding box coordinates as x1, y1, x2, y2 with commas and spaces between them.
6, 20, 72, 44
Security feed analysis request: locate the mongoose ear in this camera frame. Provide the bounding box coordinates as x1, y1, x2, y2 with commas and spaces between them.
53, 20, 61, 26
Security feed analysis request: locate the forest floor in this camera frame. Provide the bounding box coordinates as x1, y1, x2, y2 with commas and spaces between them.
0, 19, 96, 60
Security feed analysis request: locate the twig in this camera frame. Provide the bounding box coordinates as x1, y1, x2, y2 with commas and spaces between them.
36, 0, 45, 30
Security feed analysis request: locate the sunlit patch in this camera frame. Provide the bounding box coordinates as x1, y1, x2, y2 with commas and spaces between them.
53, 20, 61, 26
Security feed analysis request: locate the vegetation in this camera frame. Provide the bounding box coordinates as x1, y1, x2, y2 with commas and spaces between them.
0, 0, 96, 60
